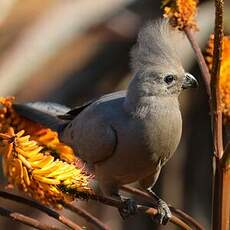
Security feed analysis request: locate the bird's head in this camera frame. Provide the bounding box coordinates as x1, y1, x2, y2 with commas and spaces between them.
130, 19, 198, 97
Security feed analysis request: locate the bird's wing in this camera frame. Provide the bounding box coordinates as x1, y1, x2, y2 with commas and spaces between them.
58, 90, 126, 120
58, 100, 95, 120
73, 119, 118, 164
64, 92, 126, 164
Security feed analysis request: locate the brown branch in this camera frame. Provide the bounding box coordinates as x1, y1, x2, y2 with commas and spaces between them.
60, 201, 109, 230
211, 0, 224, 230
170, 215, 193, 230
184, 26, 211, 98
0, 206, 61, 230
0, 186, 195, 230
65, 189, 194, 230
215, 141, 230, 230
140, 206, 192, 230
169, 207, 206, 230
122, 185, 205, 230
211, 0, 224, 159
0, 190, 82, 230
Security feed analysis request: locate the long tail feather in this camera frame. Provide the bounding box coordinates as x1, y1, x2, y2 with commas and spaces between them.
13, 102, 70, 132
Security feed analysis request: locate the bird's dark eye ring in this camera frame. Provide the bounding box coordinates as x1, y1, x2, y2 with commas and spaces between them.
164, 75, 175, 84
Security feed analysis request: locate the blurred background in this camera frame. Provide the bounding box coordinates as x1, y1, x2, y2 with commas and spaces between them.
0, 0, 229, 229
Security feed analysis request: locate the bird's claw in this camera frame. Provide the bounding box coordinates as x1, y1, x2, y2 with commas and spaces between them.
147, 188, 171, 225
118, 198, 137, 219
155, 198, 172, 225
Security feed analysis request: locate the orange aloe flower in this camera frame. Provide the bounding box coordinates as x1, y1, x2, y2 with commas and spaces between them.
0, 97, 93, 207
206, 35, 230, 123
162, 0, 198, 30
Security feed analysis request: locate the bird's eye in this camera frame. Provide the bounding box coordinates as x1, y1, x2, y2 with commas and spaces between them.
164, 75, 175, 84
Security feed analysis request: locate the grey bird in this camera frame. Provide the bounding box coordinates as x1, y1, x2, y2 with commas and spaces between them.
13, 19, 198, 224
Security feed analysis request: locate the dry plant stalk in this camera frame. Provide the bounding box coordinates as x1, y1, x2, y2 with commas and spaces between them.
0, 190, 83, 230
211, 0, 224, 159
203, 1, 227, 229
0, 206, 62, 230
60, 201, 109, 230
220, 143, 230, 230
206, 37, 230, 228
210, 1, 226, 229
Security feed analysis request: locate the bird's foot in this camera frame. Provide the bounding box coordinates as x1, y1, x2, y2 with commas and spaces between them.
118, 198, 138, 219
155, 198, 172, 225
147, 188, 172, 225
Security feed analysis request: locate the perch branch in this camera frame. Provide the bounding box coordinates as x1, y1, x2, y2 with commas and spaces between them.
184, 27, 211, 98
144, 207, 192, 230
169, 207, 206, 230
0, 206, 61, 230
62, 188, 193, 230
0, 188, 193, 229
60, 201, 109, 230
0, 190, 82, 230
122, 185, 205, 230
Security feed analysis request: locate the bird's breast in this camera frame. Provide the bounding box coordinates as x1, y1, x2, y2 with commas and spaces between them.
135, 100, 182, 164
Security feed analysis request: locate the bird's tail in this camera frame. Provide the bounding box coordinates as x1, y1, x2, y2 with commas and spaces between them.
13, 102, 70, 132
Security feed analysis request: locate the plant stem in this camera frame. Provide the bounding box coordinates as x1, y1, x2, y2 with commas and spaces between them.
0, 206, 61, 230
122, 185, 205, 230
184, 26, 211, 98
0, 190, 81, 230
60, 201, 109, 230
215, 141, 230, 230
211, 0, 224, 230
211, 0, 224, 159
64, 188, 194, 230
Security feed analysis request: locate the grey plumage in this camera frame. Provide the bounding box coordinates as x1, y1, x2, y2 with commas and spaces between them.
131, 19, 182, 76
13, 19, 198, 210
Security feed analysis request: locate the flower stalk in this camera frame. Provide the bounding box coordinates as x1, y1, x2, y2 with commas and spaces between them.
210, 1, 225, 230
184, 27, 211, 97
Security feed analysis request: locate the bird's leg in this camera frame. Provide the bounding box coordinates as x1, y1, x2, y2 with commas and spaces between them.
100, 181, 138, 219
147, 187, 172, 225
117, 195, 138, 219
139, 166, 171, 224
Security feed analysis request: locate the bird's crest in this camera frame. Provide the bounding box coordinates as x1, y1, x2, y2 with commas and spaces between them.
131, 19, 183, 74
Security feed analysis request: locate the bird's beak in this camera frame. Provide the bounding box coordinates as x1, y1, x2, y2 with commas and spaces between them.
182, 73, 198, 89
